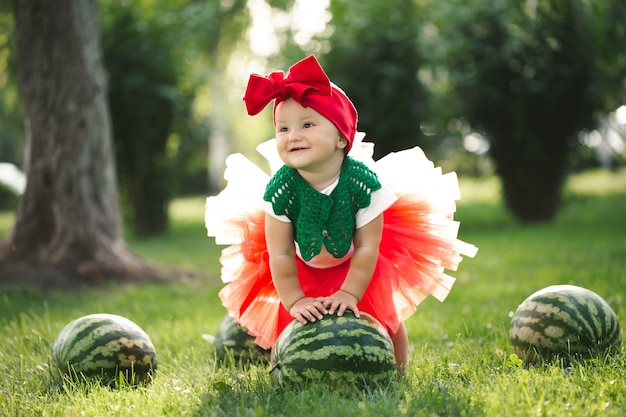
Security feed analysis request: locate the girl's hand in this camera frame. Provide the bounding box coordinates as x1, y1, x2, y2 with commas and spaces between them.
289, 297, 328, 324
323, 290, 360, 318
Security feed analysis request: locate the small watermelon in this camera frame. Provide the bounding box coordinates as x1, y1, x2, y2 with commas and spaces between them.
510, 285, 622, 363
271, 310, 396, 389
202, 315, 270, 364
51, 313, 157, 385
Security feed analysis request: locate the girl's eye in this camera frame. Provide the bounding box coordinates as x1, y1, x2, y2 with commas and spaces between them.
277, 126, 288, 133
303, 122, 314, 128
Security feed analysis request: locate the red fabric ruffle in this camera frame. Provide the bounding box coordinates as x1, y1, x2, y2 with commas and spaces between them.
218, 193, 467, 350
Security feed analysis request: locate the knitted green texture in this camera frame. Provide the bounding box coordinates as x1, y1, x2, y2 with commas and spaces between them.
263, 157, 382, 261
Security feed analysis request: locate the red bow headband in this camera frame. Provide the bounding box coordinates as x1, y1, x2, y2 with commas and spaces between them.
243, 55, 358, 151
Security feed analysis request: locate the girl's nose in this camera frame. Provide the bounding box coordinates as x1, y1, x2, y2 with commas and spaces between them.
288, 128, 302, 141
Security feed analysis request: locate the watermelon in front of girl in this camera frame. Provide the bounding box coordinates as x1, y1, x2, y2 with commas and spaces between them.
270, 310, 396, 389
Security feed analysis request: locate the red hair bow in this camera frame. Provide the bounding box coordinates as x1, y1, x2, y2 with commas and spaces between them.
243, 55, 332, 116
242, 55, 358, 148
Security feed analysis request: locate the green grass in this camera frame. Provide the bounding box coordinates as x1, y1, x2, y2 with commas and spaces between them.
1, 168, 625, 416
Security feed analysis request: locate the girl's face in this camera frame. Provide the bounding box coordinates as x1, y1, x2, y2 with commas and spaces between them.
274, 98, 348, 174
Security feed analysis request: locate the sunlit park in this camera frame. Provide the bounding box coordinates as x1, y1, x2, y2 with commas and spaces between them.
1, 0, 625, 416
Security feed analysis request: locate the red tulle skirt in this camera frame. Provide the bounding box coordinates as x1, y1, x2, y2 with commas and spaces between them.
206, 138, 477, 349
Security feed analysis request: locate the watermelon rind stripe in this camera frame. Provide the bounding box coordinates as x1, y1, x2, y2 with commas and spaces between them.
51, 314, 157, 383
212, 315, 271, 364
532, 293, 597, 343
512, 292, 621, 348
271, 311, 396, 388
510, 285, 622, 361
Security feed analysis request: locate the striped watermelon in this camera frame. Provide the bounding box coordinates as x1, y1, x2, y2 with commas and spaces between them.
270, 310, 396, 388
510, 285, 622, 363
51, 313, 157, 385
202, 314, 270, 364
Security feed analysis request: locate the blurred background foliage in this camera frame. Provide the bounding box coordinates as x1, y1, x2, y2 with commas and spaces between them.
421, 0, 626, 222
0, 0, 624, 228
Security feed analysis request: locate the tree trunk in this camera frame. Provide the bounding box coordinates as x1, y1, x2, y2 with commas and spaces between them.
0, 0, 160, 288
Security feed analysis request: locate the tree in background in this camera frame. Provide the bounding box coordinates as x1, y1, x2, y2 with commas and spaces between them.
100, 0, 249, 235
425, 0, 626, 223
101, 4, 178, 238
0, 0, 157, 286
320, 0, 430, 159
1, 0, 251, 236
2, 0, 624, 235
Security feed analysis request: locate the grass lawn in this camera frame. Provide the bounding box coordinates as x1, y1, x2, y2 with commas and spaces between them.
1, 168, 625, 416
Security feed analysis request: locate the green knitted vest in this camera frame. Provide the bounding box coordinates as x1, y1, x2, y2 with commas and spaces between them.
263, 157, 382, 261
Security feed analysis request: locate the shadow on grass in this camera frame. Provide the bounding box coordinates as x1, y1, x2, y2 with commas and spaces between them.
193, 362, 476, 417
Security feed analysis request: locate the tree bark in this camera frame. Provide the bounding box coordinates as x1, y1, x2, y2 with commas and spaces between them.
0, 0, 160, 288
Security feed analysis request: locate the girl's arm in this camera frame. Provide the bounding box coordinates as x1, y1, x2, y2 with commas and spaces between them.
326, 213, 383, 317
265, 213, 327, 323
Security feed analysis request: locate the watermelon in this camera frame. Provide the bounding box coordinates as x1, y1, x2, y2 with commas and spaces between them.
202, 314, 270, 364
51, 313, 157, 385
270, 310, 396, 389
510, 285, 622, 363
